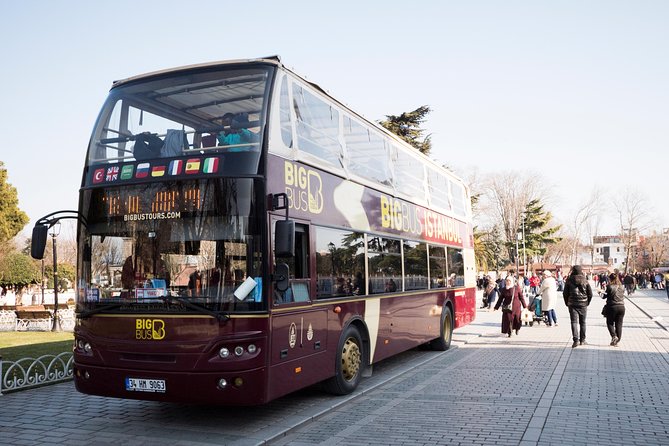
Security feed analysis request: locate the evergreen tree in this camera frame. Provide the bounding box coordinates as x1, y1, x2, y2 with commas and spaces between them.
0, 161, 29, 244
0, 251, 39, 287
379, 105, 432, 155
522, 199, 562, 263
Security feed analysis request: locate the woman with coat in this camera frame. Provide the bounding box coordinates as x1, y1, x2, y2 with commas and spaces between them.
494, 275, 527, 337
539, 270, 558, 326
602, 273, 626, 346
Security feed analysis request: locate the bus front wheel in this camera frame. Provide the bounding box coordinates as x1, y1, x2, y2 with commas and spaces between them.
323, 324, 363, 395
430, 305, 453, 351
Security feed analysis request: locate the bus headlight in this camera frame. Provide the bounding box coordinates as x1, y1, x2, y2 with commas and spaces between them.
247, 344, 257, 354
234, 346, 244, 357
219, 347, 230, 358
218, 378, 228, 389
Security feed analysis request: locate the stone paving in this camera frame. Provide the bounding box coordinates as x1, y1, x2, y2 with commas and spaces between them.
273, 287, 669, 445
1, 286, 668, 445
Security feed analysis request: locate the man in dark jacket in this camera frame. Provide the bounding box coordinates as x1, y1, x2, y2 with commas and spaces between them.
563, 265, 593, 348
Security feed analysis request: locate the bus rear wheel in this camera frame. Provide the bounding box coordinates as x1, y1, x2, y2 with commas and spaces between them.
430, 306, 453, 351
323, 324, 363, 395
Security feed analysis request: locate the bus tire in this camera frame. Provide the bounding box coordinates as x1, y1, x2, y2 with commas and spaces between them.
430, 305, 453, 351
323, 324, 363, 395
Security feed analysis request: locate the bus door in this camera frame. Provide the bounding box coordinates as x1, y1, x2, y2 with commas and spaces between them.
268, 221, 329, 400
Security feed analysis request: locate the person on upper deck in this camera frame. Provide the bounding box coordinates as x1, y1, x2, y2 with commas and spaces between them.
217, 112, 258, 149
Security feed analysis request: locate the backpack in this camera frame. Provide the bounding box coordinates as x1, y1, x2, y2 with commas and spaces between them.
133, 132, 164, 160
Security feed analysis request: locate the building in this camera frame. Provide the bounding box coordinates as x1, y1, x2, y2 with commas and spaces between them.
593, 235, 629, 271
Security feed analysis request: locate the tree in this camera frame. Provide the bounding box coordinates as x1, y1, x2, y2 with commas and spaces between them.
569, 189, 603, 265
480, 171, 550, 265
521, 199, 562, 267
0, 251, 40, 287
44, 262, 76, 291
379, 105, 432, 155
0, 161, 29, 244
636, 231, 669, 271
474, 225, 505, 273
614, 188, 648, 273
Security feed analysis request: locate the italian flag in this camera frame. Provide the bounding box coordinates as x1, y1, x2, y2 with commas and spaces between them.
203, 157, 219, 173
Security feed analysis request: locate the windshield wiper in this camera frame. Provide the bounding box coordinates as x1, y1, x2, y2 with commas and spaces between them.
78, 303, 124, 319
168, 297, 230, 322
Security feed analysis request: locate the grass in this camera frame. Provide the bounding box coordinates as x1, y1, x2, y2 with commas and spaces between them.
0, 332, 74, 362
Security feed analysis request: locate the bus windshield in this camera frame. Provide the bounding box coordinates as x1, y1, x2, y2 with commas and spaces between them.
87, 65, 273, 174
77, 178, 264, 314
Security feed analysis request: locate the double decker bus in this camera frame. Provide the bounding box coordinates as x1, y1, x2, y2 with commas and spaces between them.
43, 57, 475, 404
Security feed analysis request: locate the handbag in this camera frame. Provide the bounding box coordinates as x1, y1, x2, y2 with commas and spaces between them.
601, 304, 609, 318
502, 287, 516, 312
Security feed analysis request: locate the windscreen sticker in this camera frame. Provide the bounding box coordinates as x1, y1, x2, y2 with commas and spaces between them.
123, 212, 181, 221
87, 156, 221, 185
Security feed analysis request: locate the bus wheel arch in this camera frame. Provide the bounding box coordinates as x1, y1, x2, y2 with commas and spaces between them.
430, 302, 454, 351
323, 320, 367, 395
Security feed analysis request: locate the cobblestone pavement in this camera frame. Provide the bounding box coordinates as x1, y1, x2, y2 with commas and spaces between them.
1, 286, 668, 445
273, 286, 669, 446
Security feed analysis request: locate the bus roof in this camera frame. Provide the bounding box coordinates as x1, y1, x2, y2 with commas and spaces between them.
110, 56, 283, 88
109, 56, 470, 196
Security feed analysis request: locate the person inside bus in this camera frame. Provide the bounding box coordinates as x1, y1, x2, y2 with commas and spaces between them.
188, 270, 202, 297
121, 256, 135, 291
335, 277, 347, 295
217, 112, 258, 150
352, 272, 364, 295
385, 278, 398, 293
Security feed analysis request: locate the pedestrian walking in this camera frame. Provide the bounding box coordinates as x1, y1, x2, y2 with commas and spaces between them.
540, 270, 558, 326
664, 271, 669, 300
623, 273, 636, 296
563, 265, 593, 348
494, 275, 527, 337
529, 272, 540, 296
484, 275, 498, 310
601, 273, 625, 346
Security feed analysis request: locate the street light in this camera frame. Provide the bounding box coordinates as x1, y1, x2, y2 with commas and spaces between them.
50, 222, 62, 332
515, 232, 521, 276
521, 213, 527, 271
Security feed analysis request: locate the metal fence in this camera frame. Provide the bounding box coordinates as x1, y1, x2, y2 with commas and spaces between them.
0, 308, 76, 395
0, 309, 75, 332
0, 352, 74, 395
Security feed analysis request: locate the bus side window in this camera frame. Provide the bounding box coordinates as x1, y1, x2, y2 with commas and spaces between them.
292, 225, 309, 279
275, 223, 310, 304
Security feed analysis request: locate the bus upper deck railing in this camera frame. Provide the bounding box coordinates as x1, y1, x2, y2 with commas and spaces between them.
89, 142, 260, 164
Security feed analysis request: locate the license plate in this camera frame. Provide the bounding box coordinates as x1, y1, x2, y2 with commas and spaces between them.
125, 377, 166, 393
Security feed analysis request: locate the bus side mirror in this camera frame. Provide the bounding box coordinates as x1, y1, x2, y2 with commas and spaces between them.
274, 263, 290, 292
274, 220, 295, 258
31, 224, 49, 259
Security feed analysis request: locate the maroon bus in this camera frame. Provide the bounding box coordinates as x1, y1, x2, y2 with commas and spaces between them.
43, 57, 476, 404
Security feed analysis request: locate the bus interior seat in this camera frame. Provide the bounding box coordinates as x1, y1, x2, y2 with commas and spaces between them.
161, 129, 188, 156
200, 133, 217, 148
291, 282, 310, 302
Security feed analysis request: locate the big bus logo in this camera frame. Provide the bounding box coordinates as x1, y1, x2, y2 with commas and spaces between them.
135, 318, 166, 340
284, 162, 323, 214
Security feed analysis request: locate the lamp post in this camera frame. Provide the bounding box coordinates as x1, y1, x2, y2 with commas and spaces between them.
515, 232, 521, 277
521, 213, 527, 272
50, 222, 61, 332
41, 258, 45, 305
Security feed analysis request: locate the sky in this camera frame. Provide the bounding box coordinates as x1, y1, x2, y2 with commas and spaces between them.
1, 0, 668, 242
